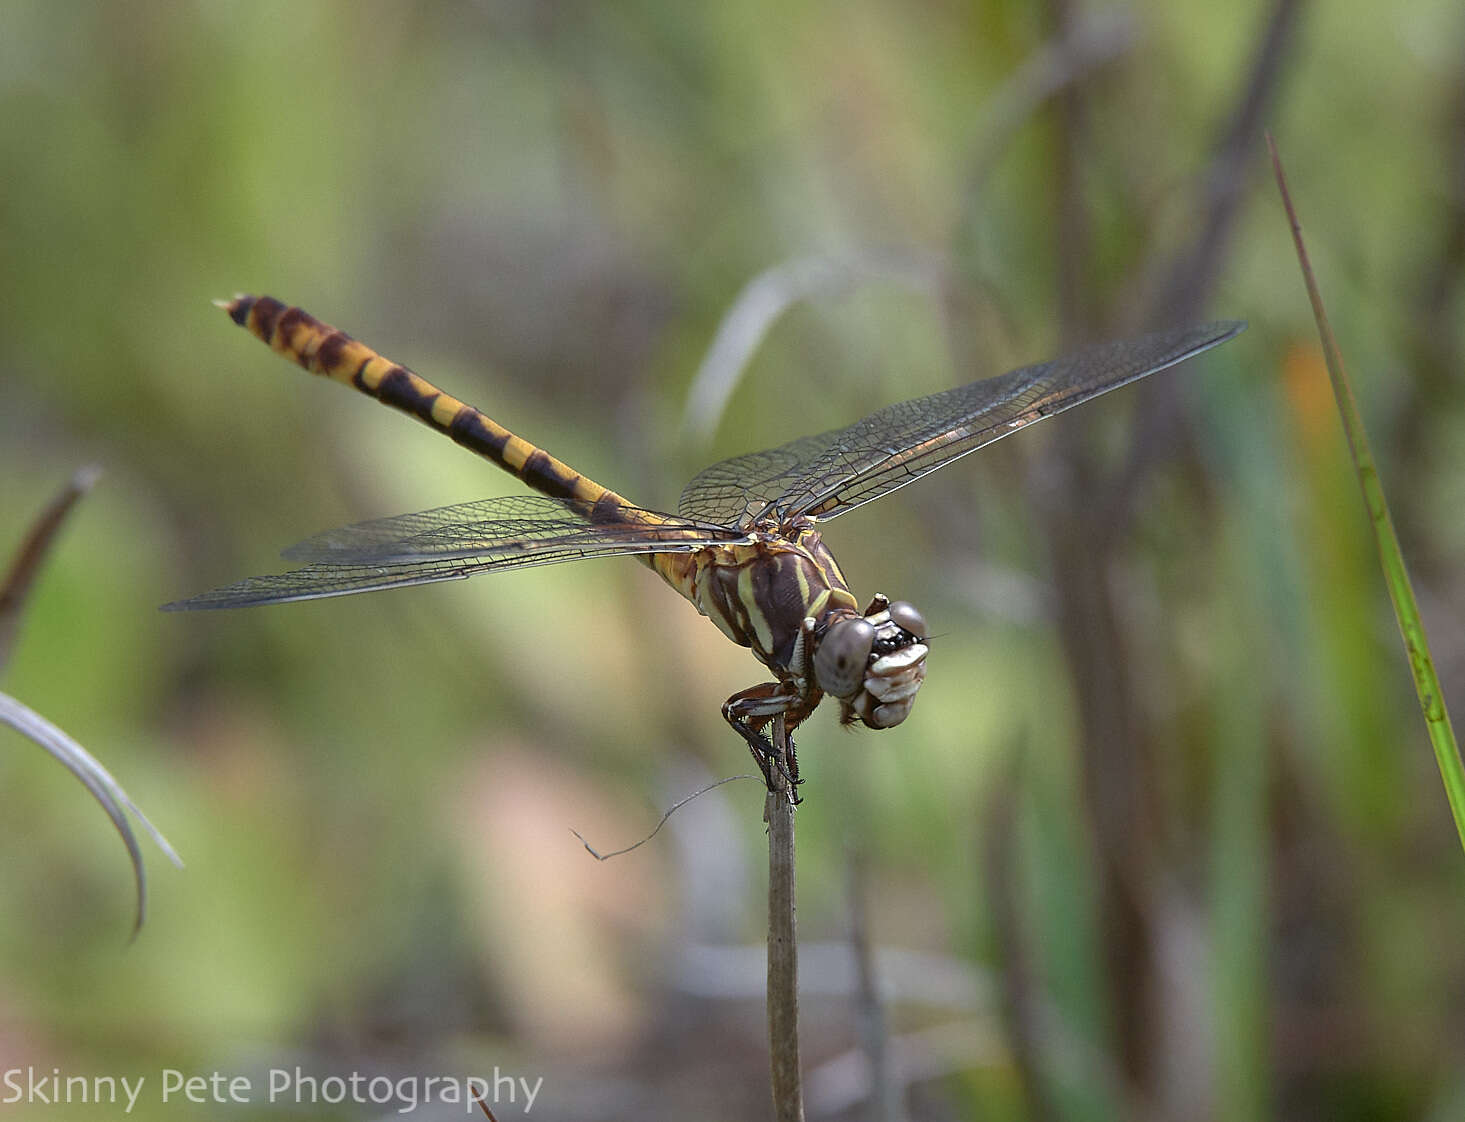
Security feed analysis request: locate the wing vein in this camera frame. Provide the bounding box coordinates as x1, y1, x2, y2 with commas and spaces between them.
678, 321, 1245, 526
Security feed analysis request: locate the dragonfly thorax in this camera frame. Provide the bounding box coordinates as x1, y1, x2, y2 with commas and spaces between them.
677, 524, 858, 670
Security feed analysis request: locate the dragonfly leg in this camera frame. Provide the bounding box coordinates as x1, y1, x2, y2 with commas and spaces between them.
723, 683, 818, 801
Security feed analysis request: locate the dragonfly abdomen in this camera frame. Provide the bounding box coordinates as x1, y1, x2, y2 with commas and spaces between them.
220, 295, 631, 515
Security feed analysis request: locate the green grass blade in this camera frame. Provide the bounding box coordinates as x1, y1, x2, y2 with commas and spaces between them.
1268, 134, 1465, 853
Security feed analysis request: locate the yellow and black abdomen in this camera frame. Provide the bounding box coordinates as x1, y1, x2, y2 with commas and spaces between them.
221, 295, 630, 517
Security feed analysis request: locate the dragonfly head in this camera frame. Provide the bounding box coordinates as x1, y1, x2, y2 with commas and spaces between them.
812, 597, 929, 730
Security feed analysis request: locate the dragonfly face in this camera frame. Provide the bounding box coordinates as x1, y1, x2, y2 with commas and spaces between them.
167, 295, 1245, 801
822, 597, 929, 731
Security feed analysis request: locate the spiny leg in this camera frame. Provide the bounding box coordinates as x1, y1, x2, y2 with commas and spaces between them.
722, 683, 819, 801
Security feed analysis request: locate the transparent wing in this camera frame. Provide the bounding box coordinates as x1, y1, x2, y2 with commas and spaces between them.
676, 430, 838, 526
679, 321, 1246, 526
278, 495, 735, 564
163, 495, 744, 610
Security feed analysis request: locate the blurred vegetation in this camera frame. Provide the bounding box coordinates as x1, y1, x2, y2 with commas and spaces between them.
2, 1, 1463, 1120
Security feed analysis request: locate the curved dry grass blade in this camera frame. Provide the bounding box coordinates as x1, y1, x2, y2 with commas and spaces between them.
965, 8, 1134, 193
683, 16, 1134, 451
1268, 134, 1465, 853
0, 465, 102, 673
0, 691, 184, 936
681, 251, 947, 444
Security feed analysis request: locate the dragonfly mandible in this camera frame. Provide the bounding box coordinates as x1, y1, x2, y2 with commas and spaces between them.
166, 296, 1245, 796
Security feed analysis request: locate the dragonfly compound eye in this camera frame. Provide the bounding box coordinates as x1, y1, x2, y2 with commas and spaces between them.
815, 617, 877, 698
887, 600, 928, 639
849, 639, 929, 729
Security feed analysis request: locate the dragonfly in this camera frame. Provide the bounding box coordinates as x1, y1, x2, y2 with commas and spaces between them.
166, 295, 1245, 796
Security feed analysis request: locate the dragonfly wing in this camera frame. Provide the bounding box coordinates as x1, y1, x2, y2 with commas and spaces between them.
678, 430, 843, 526
734, 321, 1246, 523
164, 496, 744, 610
164, 557, 523, 609
279, 495, 733, 564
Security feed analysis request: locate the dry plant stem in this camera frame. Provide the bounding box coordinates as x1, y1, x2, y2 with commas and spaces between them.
0, 464, 180, 936
1104, 0, 1300, 542
1041, 0, 1157, 1098
473, 1087, 500, 1121
765, 713, 805, 1122
1144, 0, 1302, 328
0, 465, 101, 673
1268, 134, 1465, 851
983, 747, 1054, 1122
847, 841, 900, 1122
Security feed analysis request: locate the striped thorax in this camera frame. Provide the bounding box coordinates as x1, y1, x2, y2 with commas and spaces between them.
666, 517, 930, 733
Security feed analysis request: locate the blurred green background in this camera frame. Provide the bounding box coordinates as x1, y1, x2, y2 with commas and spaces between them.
2, 1, 1463, 1119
